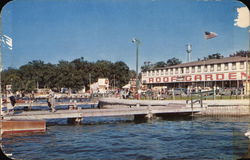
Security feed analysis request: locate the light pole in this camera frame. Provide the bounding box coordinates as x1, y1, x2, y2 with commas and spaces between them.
203, 57, 207, 88
186, 44, 192, 62
132, 38, 140, 92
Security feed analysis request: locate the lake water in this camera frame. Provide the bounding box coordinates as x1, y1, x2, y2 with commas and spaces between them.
2, 116, 250, 160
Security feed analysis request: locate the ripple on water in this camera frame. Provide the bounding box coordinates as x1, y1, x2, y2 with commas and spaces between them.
2, 117, 250, 160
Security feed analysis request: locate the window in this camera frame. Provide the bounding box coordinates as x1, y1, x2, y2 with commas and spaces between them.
217, 64, 221, 71
170, 69, 173, 75
180, 68, 184, 74
156, 70, 159, 76
204, 65, 208, 72
240, 62, 244, 69
165, 69, 168, 75
232, 63, 236, 70
152, 71, 155, 76
197, 66, 201, 72
192, 67, 195, 73
210, 65, 214, 72
175, 68, 178, 74
224, 63, 228, 70
186, 68, 190, 73
161, 69, 164, 75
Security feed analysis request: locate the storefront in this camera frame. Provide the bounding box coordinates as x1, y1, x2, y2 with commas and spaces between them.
141, 56, 250, 94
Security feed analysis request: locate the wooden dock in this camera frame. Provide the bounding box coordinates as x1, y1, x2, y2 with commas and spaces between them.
13, 101, 97, 107
3, 105, 202, 120
0, 99, 203, 134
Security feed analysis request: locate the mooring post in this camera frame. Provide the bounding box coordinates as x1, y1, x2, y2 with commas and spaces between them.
29, 100, 32, 111
241, 88, 243, 99
191, 93, 193, 116
200, 91, 203, 108
172, 88, 175, 100
146, 105, 153, 119
74, 100, 77, 109
67, 117, 83, 124
213, 88, 216, 100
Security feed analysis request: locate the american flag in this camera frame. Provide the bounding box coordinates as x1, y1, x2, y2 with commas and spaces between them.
1, 35, 12, 50
204, 31, 217, 40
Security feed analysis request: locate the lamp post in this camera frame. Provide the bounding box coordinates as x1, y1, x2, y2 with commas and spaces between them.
203, 57, 207, 88
132, 38, 140, 93
186, 44, 192, 62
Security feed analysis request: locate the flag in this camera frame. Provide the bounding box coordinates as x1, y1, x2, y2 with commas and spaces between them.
204, 31, 218, 40
1, 35, 12, 50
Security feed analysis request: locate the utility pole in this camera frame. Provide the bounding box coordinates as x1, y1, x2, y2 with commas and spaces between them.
89, 73, 91, 92
113, 75, 115, 90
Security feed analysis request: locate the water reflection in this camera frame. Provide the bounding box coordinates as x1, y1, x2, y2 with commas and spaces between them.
1, 116, 250, 160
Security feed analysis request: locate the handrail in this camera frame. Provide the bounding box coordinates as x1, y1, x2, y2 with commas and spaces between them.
190, 89, 216, 110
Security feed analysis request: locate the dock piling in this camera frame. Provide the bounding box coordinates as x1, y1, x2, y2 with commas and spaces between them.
67, 117, 83, 124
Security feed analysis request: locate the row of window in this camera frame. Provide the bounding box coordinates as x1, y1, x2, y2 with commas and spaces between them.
144, 62, 245, 77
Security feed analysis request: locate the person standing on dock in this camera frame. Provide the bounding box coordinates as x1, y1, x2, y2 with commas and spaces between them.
48, 90, 56, 112
6, 93, 16, 114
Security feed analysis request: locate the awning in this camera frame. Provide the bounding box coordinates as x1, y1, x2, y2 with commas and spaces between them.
122, 84, 131, 89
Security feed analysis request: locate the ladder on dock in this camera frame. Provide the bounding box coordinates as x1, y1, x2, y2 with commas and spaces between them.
190, 90, 215, 109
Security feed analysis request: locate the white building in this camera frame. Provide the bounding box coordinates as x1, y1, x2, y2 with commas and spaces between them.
90, 78, 109, 93
141, 56, 250, 93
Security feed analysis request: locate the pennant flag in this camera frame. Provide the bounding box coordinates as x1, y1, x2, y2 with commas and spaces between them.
1, 35, 12, 50
204, 31, 218, 40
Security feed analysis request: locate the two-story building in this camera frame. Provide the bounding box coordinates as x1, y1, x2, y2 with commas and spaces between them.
141, 56, 250, 94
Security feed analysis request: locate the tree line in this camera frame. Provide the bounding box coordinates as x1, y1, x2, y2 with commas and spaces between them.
141, 50, 250, 72
3, 50, 249, 93
141, 57, 182, 72
2, 57, 136, 93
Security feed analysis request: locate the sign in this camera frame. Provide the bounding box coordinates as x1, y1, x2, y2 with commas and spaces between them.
143, 72, 250, 84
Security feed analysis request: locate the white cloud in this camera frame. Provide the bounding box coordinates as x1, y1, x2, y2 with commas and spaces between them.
234, 7, 249, 28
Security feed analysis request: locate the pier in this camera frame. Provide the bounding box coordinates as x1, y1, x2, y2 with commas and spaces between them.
2, 97, 249, 134
3, 105, 201, 121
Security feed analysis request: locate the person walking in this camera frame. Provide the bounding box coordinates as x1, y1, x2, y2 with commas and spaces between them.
48, 90, 56, 112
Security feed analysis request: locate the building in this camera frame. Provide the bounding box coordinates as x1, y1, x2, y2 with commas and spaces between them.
90, 78, 109, 93
141, 56, 250, 94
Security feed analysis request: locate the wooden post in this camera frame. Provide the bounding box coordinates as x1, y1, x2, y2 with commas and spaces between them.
67, 117, 83, 124
74, 100, 77, 109
172, 88, 175, 100
191, 93, 193, 116
213, 88, 216, 100
146, 105, 153, 119
200, 91, 203, 108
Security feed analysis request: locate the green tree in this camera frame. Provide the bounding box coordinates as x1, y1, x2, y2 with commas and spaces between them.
2, 58, 135, 93
230, 50, 250, 57
166, 57, 182, 66
154, 61, 166, 68
203, 53, 224, 60
111, 61, 131, 88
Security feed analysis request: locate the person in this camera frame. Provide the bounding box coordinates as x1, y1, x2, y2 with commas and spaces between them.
47, 90, 56, 112
6, 94, 16, 114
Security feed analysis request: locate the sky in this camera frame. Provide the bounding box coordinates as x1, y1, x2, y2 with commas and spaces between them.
0, 0, 249, 71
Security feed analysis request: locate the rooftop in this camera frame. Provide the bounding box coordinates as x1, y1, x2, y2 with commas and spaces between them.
147, 56, 250, 71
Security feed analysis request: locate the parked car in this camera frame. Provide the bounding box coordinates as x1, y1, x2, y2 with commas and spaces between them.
168, 88, 187, 96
